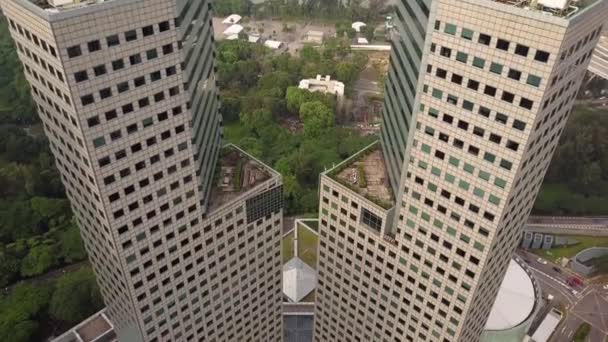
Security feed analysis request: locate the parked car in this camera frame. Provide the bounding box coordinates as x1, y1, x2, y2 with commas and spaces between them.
552, 266, 562, 273
537, 257, 548, 265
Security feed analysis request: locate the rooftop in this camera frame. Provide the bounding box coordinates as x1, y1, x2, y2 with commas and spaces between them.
28, 0, 115, 12
208, 144, 275, 212
327, 142, 394, 210
51, 309, 116, 342
489, 0, 599, 18
484, 259, 538, 331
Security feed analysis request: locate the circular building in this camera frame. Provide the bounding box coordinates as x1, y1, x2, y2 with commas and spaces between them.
481, 259, 541, 342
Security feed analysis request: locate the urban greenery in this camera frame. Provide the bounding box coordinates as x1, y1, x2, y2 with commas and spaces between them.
573, 322, 591, 342
534, 105, 608, 215
530, 235, 608, 263
218, 39, 375, 214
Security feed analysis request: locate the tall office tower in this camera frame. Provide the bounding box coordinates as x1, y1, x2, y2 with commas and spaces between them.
1, 0, 284, 341
589, 27, 608, 79
315, 0, 607, 341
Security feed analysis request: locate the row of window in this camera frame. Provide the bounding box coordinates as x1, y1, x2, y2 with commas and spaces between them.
82, 68, 179, 108
66, 20, 173, 58
18, 43, 65, 84
8, 18, 57, 59
28, 65, 71, 106
434, 20, 550, 63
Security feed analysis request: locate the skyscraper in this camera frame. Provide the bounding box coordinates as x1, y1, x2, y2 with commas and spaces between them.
1, 0, 283, 341
589, 26, 608, 80
314, 0, 607, 341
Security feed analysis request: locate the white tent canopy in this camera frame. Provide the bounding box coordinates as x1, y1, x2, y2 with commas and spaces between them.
264, 40, 283, 49
283, 257, 316, 303
485, 259, 536, 330
223, 24, 243, 36
352, 21, 367, 32
222, 14, 242, 25
357, 37, 369, 45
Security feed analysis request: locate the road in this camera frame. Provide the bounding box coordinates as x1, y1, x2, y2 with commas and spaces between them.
517, 250, 608, 342
526, 216, 608, 236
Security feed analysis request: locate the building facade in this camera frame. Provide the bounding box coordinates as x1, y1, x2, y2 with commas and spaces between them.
314, 0, 607, 341
1, 0, 283, 341
589, 27, 608, 80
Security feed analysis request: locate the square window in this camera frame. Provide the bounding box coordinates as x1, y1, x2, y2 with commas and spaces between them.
100, 87, 112, 99
513, 119, 526, 131
436, 68, 447, 78
125, 30, 138, 41
150, 71, 162, 81
501, 91, 514, 103
117, 82, 129, 93
483, 85, 496, 97
451, 74, 463, 85
456, 51, 468, 63
130, 54, 142, 65
440, 47, 452, 58
496, 39, 510, 51
107, 34, 120, 47
507, 69, 521, 80
134, 76, 146, 87
81, 94, 94, 106
434, 20, 441, 30
93, 136, 106, 148
122, 103, 134, 114
93, 64, 107, 76
87, 40, 101, 52
495, 113, 508, 124
166, 66, 177, 76
87, 116, 100, 127
146, 48, 158, 60
461, 28, 474, 40
534, 50, 550, 62
462, 100, 474, 111
478, 33, 491, 45
444, 23, 457, 35
467, 79, 479, 90
163, 44, 174, 55
142, 25, 154, 36
478, 106, 491, 117
138, 98, 150, 108
105, 110, 118, 121
515, 44, 529, 57
112, 59, 125, 71
67, 45, 82, 58
520, 98, 534, 110
527, 74, 541, 87
159, 21, 170, 32
490, 62, 503, 74
74, 70, 88, 83
472, 57, 485, 68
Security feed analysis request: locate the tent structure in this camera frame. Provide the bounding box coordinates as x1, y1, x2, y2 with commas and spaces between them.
357, 37, 369, 45
283, 257, 316, 303
223, 24, 243, 36
226, 34, 239, 41
352, 21, 367, 32
264, 40, 283, 49
248, 35, 260, 43
222, 14, 242, 25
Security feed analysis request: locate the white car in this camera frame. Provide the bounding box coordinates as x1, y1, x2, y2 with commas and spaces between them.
603, 284, 608, 290
537, 257, 548, 265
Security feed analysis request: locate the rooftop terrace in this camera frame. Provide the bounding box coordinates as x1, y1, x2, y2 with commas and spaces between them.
208, 144, 276, 211
51, 309, 116, 342
327, 142, 394, 210
490, 0, 599, 18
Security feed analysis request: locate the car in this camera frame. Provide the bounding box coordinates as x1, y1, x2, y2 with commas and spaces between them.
552, 266, 562, 273
537, 257, 548, 265
571, 289, 578, 296
603, 284, 608, 290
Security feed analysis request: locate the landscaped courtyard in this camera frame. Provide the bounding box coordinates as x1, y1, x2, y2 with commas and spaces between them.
530, 235, 608, 263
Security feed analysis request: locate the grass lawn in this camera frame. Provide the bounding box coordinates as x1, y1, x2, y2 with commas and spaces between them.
530, 235, 608, 263
300, 219, 318, 232
283, 231, 294, 264
573, 323, 590, 342
534, 183, 608, 216
297, 224, 318, 269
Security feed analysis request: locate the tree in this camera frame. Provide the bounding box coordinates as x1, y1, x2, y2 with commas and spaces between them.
49, 268, 103, 323
240, 108, 273, 132
299, 101, 334, 137
336, 62, 359, 86
20, 243, 57, 277
0, 283, 51, 342
363, 25, 375, 42
59, 222, 87, 263
0, 249, 20, 286
299, 45, 320, 63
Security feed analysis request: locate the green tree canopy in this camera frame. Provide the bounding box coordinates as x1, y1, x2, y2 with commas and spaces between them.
299, 101, 334, 137
49, 268, 103, 323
